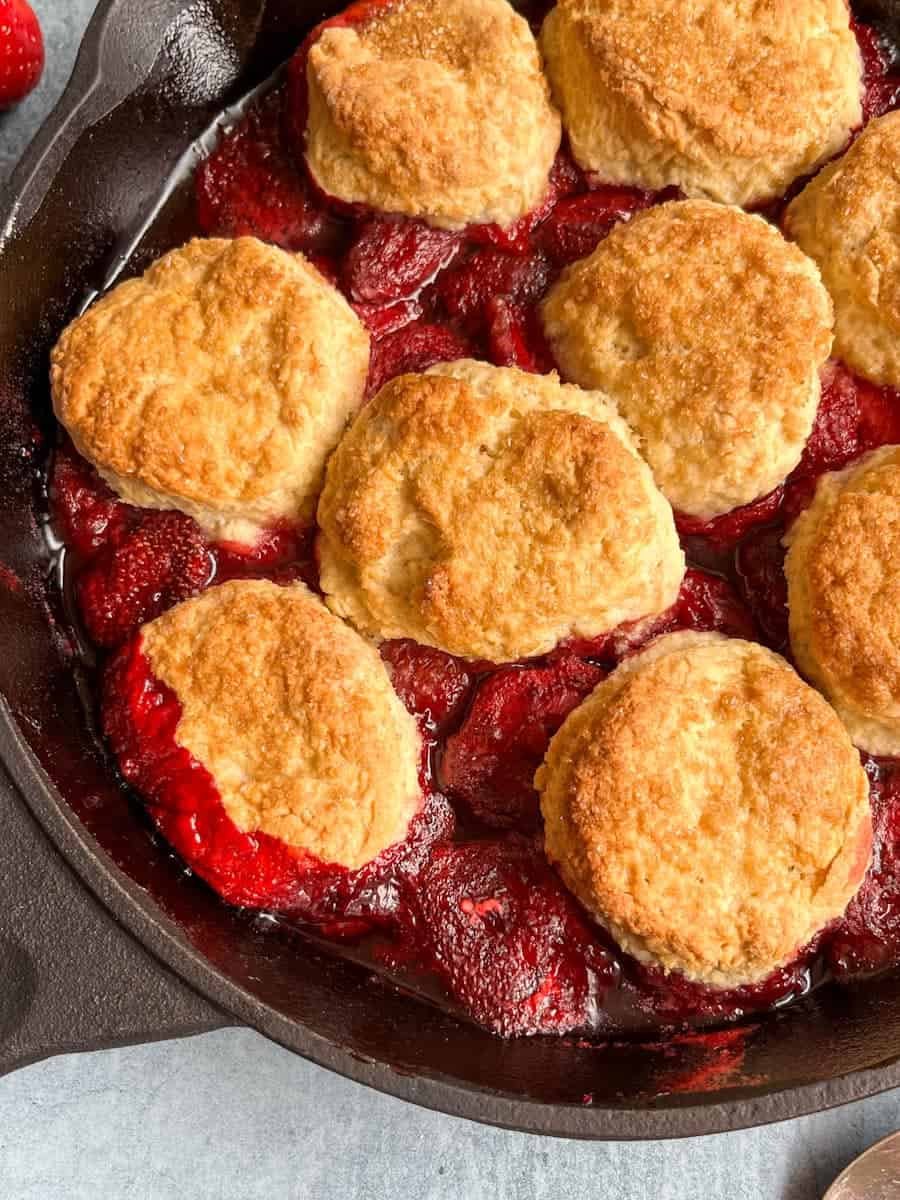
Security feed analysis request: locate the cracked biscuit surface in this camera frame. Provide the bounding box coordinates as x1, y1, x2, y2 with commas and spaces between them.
51, 238, 370, 545
317, 360, 684, 661
540, 0, 862, 207
305, 0, 561, 229
541, 201, 834, 519
140, 579, 422, 870
537, 632, 872, 988
785, 111, 900, 389
785, 446, 900, 756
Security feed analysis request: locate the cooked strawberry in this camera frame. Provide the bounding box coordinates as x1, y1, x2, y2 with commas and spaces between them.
365, 320, 472, 399
485, 296, 557, 374
466, 147, 585, 253
734, 526, 790, 652
196, 88, 345, 256
380, 639, 473, 732
538, 186, 655, 265
77, 512, 213, 648
675, 487, 784, 550
435, 248, 550, 330
416, 837, 616, 1035
50, 443, 132, 559
440, 654, 604, 829
343, 216, 461, 304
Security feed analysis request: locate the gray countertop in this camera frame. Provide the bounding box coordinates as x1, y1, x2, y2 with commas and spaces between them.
2, 4, 899, 1196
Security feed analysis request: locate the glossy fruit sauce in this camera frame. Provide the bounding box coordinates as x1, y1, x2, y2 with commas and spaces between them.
47, 0, 900, 1038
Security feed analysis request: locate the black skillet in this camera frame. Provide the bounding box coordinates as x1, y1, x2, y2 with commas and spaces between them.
4, 0, 900, 1140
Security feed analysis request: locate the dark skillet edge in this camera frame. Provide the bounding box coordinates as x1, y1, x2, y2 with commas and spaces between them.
3, 0, 900, 1141
7, 697, 900, 1143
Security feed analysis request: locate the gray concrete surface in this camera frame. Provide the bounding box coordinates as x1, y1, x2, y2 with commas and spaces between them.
2, 4, 900, 1197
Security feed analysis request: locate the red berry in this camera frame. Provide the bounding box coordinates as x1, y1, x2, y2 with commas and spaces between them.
538, 187, 655, 266
782, 363, 900, 521
675, 568, 758, 641
855, 20, 900, 122
353, 297, 423, 338
77, 512, 213, 648
466, 147, 585, 253
435, 248, 550, 331
343, 216, 461, 304
440, 654, 604, 829
734, 526, 790, 652
50, 443, 132, 559
675, 486, 784, 550
486, 297, 556, 374
828, 763, 900, 977
380, 639, 473, 732
416, 838, 616, 1036
196, 89, 344, 256
365, 320, 472, 399
0, 0, 43, 110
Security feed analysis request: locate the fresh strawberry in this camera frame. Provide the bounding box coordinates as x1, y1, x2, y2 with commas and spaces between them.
343, 216, 461, 304
365, 320, 472, 399
0, 0, 43, 110
77, 512, 213, 648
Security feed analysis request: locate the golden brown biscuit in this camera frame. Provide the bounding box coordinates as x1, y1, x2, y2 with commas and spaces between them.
540, 0, 862, 207
317, 360, 684, 661
140, 580, 422, 870
537, 632, 872, 988
51, 238, 370, 544
785, 111, 900, 388
541, 201, 834, 519
784, 446, 900, 756
305, 0, 561, 229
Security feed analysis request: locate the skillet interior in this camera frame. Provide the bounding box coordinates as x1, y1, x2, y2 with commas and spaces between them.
4, 0, 900, 1138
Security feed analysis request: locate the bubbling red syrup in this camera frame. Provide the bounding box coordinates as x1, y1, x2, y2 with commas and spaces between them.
50, 6, 900, 1037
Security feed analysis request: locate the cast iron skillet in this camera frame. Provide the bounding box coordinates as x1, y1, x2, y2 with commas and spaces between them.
5, 0, 900, 1140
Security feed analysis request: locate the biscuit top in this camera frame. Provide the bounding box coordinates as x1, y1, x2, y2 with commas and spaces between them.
541, 201, 834, 518
140, 580, 422, 870
537, 632, 872, 987
51, 238, 370, 543
540, 0, 862, 206
785, 447, 900, 756
316, 360, 684, 661
785, 111, 900, 388
305, 0, 561, 229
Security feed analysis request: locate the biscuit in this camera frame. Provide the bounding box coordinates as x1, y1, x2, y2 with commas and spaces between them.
305, 0, 561, 230
51, 238, 370, 544
540, 0, 862, 207
785, 111, 900, 388
140, 579, 422, 870
317, 360, 684, 661
785, 446, 900, 756
541, 201, 834, 519
537, 632, 872, 988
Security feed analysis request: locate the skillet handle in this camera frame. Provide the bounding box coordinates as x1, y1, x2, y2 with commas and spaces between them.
0, 773, 229, 1078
